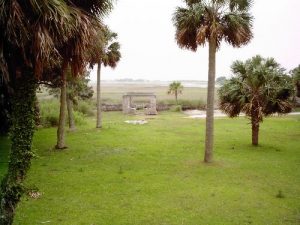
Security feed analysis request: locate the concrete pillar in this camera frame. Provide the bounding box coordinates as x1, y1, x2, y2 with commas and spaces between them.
146, 96, 158, 115
122, 95, 130, 114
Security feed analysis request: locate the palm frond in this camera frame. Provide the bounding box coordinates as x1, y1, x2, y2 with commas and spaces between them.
173, 0, 253, 50
229, 0, 253, 11
173, 5, 204, 51
68, 0, 113, 18
219, 56, 294, 119
223, 11, 253, 47
1, 0, 113, 83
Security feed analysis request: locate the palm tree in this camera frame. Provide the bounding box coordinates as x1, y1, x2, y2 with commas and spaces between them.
89, 27, 121, 128
219, 55, 294, 146
173, 0, 253, 163
168, 81, 184, 104
0, 1, 112, 223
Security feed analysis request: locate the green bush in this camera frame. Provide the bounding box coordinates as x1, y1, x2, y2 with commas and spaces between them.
75, 101, 95, 117
170, 105, 182, 112
45, 115, 59, 127
158, 99, 205, 110
73, 111, 87, 126
178, 99, 206, 110
39, 99, 88, 127
40, 100, 59, 127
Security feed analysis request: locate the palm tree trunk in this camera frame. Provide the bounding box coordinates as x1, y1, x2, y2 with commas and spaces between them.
204, 38, 217, 163
175, 91, 178, 105
251, 113, 259, 146
96, 61, 102, 128
0, 71, 36, 225
66, 92, 76, 131
56, 62, 68, 149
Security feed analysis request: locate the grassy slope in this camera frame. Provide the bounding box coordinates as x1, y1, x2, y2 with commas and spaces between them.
1, 112, 299, 225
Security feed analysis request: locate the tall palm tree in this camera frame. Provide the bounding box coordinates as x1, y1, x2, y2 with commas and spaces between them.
173, 0, 253, 163
168, 81, 184, 104
89, 27, 121, 128
219, 55, 294, 146
0, 1, 112, 223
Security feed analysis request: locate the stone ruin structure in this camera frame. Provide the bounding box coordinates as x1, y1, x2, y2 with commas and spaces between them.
122, 92, 158, 115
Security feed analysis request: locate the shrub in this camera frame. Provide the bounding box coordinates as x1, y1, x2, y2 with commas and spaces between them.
157, 99, 205, 111
178, 99, 206, 110
39, 99, 87, 127
44, 115, 59, 127
40, 100, 59, 127
170, 105, 182, 112
73, 111, 87, 126
75, 101, 95, 117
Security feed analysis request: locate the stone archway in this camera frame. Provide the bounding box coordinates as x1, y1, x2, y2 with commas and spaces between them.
122, 92, 158, 115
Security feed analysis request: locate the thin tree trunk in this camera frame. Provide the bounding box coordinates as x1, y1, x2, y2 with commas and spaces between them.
96, 61, 102, 128
251, 114, 259, 146
204, 38, 217, 163
56, 63, 68, 149
66, 92, 76, 131
34, 96, 41, 127
0, 71, 36, 225
175, 91, 178, 105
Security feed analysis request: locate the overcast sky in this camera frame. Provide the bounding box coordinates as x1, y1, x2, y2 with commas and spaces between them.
90, 0, 300, 81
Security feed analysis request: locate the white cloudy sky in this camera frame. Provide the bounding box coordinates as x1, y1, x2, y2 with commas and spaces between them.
90, 0, 300, 81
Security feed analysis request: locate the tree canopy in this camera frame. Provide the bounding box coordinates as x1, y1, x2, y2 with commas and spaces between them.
0, 0, 112, 83
88, 26, 121, 68
173, 0, 253, 51
168, 81, 184, 104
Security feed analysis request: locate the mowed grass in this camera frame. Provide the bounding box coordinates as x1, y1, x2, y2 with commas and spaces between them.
1, 112, 300, 225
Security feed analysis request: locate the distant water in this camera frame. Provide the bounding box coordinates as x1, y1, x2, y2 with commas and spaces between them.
101, 80, 209, 88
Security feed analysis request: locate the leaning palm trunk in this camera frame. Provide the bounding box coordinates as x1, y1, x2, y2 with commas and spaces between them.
0, 71, 36, 225
56, 64, 68, 149
96, 61, 102, 128
204, 38, 217, 163
66, 92, 76, 131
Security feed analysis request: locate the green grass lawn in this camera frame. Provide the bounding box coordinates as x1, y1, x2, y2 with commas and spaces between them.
1, 112, 300, 225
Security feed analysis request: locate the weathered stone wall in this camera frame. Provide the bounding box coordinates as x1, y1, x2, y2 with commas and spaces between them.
157, 104, 171, 111
102, 104, 122, 112
101, 102, 207, 112
122, 93, 158, 115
